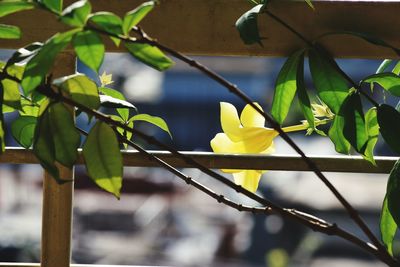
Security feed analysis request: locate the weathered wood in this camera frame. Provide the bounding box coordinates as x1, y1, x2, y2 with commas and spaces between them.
0, 264, 156, 267
40, 52, 75, 267
1, 1, 400, 58
1, 148, 397, 174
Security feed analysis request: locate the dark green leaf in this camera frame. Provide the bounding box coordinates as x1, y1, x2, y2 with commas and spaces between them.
72, 30, 104, 73
122, 1, 155, 35
341, 93, 368, 153
328, 106, 351, 154
309, 47, 349, 114
42, 0, 63, 14
296, 54, 314, 130
33, 102, 80, 180
130, 113, 171, 138
124, 42, 174, 71
11, 116, 37, 148
363, 73, 400, 97
271, 50, 303, 125
380, 196, 397, 256
99, 87, 130, 121
0, 24, 21, 39
235, 5, 263, 45
83, 121, 123, 198
0, 1, 34, 17
111, 115, 133, 149
363, 108, 379, 165
54, 73, 100, 110
60, 0, 91, 27
377, 104, 400, 155
89, 12, 123, 46
21, 29, 78, 95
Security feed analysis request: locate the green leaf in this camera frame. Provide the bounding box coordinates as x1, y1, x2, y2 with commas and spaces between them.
130, 113, 171, 138
309, 47, 349, 114
304, 0, 314, 9
1, 78, 21, 112
89, 12, 123, 46
380, 196, 396, 256
377, 104, 400, 155
99, 87, 131, 121
0, 84, 6, 153
83, 121, 123, 198
60, 0, 91, 27
42, 0, 63, 14
363, 73, 400, 97
328, 105, 351, 154
111, 115, 133, 149
271, 50, 303, 125
122, 1, 155, 35
72, 30, 104, 73
54, 74, 100, 110
393, 61, 400, 75
376, 59, 393, 74
33, 103, 80, 181
363, 108, 379, 165
21, 29, 78, 95
341, 93, 368, 154
0, 24, 21, 39
11, 116, 37, 148
124, 42, 174, 71
0, 1, 34, 17
20, 98, 40, 117
235, 5, 263, 45
296, 55, 314, 130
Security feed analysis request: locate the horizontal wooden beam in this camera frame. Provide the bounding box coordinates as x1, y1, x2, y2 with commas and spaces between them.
0, 147, 397, 174
1, 1, 399, 58
0, 264, 153, 267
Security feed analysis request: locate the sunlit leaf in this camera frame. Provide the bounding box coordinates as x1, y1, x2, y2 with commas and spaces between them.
122, 1, 155, 35
341, 93, 368, 154
99, 87, 130, 121
1, 78, 21, 112
60, 0, 91, 27
11, 115, 37, 148
376, 59, 393, 74
235, 4, 263, 45
21, 29, 78, 95
0, 1, 34, 18
363, 108, 379, 165
309, 46, 349, 114
393, 61, 400, 75
0, 24, 21, 39
111, 115, 133, 149
54, 73, 100, 110
73, 30, 104, 73
304, 0, 314, 9
6, 42, 42, 66
271, 50, 303, 125
20, 98, 40, 117
377, 104, 400, 155
89, 12, 123, 46
363, 73, 400, 97
125, 42, 174, 71
100, 95, 136, 110
130, 113, 171, 138
83, 121, 123, 198
41, 0, 63, 14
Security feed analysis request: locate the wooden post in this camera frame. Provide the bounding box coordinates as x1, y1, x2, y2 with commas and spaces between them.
40, 52, 76, 267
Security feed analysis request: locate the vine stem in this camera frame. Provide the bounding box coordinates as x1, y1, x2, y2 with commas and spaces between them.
77, 118, 382, 261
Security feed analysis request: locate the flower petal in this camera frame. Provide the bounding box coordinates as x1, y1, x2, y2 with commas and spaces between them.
240, 102, 265, 127
233, 170, 263, 192
220, 102, 242, 141
211, 133, 246, 153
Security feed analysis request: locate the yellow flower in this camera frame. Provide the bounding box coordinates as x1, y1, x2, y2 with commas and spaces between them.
210, 102, 307, 192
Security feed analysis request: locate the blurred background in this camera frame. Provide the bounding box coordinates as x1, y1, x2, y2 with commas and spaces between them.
0, 49, 396, 267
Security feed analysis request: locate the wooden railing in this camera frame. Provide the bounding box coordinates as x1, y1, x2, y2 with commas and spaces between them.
0, 1, 399, 266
